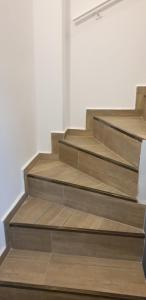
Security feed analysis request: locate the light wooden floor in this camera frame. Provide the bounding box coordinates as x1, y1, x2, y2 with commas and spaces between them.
11, 196, 143, 235
0, 249, 146, 299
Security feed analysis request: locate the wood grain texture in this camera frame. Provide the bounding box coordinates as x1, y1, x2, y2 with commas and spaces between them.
24, 153, 58, 193
94, 115, 146, 141
27, 177, 145, 229
28, 158, 136, 201
10, 225, 144, 260
65, 129, 92, 136
10, 227, 51, 252
0, 249, 146, 299
93, 118, 141, 168
136, 86, 146, 111
9, 197, 144, 260
59, 142, 138, 198
51, 132, 65, 154
78, 151, 138, 198
11, 196, 144, 236
64, 134, 136, 168
51, 230, 144, 261
59, 143, 78, 168
0, 286, 112, 300
86, 109, 141, 130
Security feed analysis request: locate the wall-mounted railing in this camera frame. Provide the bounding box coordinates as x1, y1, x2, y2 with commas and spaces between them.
73, 0, 124, 25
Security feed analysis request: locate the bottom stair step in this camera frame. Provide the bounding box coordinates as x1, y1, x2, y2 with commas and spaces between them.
0, 249, 146, 300
8, 196, 144, 261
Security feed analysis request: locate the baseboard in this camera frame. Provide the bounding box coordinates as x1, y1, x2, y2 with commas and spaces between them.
0, 153, 40, 264
23, 152, 40, 174
4, 193, 27, 243
4, 153, 42, 229
0, 151, 58, 264
0, 246, 9, 265
0, 192, 26, 265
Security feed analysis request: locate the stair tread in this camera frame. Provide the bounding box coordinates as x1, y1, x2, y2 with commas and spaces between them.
28, 158, 136, 201
10, 196, 143, 235
0, 249, 146, 299
64, 134, 135, 169
94, 115, 146, 140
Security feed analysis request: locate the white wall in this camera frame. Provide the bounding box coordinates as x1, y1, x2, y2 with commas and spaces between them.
34, 0, 70, 152
0, 0, 70, 254
0, 0, 37, 254
62, 0, 71, 130
70, 0, 146, 127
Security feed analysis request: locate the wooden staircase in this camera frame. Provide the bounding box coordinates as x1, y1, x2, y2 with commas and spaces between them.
0, 87, 146, 299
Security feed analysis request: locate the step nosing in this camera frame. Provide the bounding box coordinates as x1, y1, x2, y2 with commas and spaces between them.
0, 280, 144, 300
59, 140, 138, 172
93, 116, 143, 142
9, 223, 145, 238
28, 174, 137, 203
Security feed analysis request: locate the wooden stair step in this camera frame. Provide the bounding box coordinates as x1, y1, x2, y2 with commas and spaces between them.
0, 249, 146, 300
86, 109, 141, 131
27, 176, 145, 231
10, 196, 143, 236
93, 116, 142, 168
28, 158, 137, 202
9, 197, 144, 260
59, 135, 138, 198
64, 134, 136, 170
94, 115, 146, 141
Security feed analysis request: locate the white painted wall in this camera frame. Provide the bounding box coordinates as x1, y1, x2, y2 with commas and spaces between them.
62, 0, 71, 130
70, 0, 146, 127
0, 0, 70, 254
34, 0, 70, 152
0, 0, 37, 254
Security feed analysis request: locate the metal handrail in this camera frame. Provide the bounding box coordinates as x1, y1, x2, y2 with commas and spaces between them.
73, 0, 123, 24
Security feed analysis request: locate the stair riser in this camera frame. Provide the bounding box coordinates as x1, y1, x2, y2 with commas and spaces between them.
9, 226, 144, 261
0, 286, 136, 300
93, 118, 141, 168
59, 143, 138, 198
28, 176, 145, 229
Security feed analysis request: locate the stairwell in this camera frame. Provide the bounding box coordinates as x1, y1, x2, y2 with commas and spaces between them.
0, 88, 146, 299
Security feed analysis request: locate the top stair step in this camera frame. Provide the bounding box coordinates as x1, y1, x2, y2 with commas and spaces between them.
93, 115, 143, 168
94, 115, 146, 141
